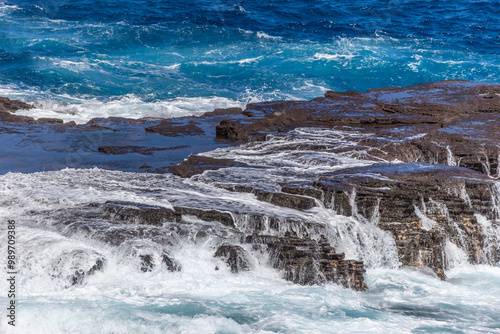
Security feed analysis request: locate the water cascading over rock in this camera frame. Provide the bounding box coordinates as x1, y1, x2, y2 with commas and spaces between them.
2, 80, 500, 290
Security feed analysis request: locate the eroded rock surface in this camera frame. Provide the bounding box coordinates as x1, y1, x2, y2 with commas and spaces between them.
214, 244, 250, 273
247, 235, 366, 290
314, 163, 497, 279
98, 145, 189, 155
5, 80, 500, 290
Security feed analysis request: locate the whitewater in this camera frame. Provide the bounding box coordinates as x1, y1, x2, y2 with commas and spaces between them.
1, 165, 499, 333
1, 0, 500, 333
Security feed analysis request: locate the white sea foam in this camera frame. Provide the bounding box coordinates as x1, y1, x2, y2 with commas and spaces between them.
444, 238, 469, 269
0, 3, 18, 16
313, 52, 357, 61
413, 204, 437, 231
0, 82, 299, 123
52, 59, 96, 73
49, 57, 182, 75
198, 128, 400, 268
0, 149, 499, 333
194, 56, 263, 66
256, 31, 282, 40
293, 80, 331, 94
12, 94, 244, 123
2, 249, 499, 334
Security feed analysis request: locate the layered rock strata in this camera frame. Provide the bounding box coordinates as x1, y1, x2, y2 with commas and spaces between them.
4, 80, 500, 289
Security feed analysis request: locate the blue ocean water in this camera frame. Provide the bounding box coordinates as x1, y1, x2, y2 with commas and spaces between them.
1, 0, 500, 121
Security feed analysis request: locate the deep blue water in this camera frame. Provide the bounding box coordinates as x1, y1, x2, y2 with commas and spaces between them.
1, 0, 500, 121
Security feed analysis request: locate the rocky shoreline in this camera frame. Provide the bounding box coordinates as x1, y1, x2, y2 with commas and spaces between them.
3, 80, 500, 290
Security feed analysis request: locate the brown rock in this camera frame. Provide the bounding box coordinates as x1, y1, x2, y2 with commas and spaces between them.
98, 145, 189, 155
169, 155, 238, 178
145, 119, 204, 136
214, 244, 250, 273
246, 234, 367, 290
0, 96, 33, 113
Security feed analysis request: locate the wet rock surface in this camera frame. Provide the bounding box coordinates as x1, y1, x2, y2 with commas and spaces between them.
98, 145, 190, 155
169, 155, 239, 178
315, 163, 497, 279
214, 244, 250, 273
5, 80, 500, 290
71, 257, 105, 285
246, 235, 367, 290
0, 96, 34, 113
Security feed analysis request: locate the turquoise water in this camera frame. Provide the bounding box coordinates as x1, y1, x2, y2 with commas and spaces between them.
4, 266, 500, 333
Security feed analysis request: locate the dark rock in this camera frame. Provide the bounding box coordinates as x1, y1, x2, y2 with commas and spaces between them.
36, 118, 64, 124
314, 163, 497, 278
281, 186, 324, 201
231, 212, 322, 237
98, 201, 180, 225
138, 252, 181, 272
88, 201, 239, 230
0, 97, 74, 126
0, 96, 34, 113
214, 80, 500, 144
87, 116, 156, 125
216, 120, 246, 141
139, 254, 154, 272
98, 145, 189, 155
203, 107, 243, 117
256, 191, 317, 211
71, 257, 105, 285
356, 113, 500, 177
242, 110, 255, 117
222, 185, 317, 211
162, 252, 182, 272
169, 155, 238, 177
0, 110, 33, 123
246, 235, 367, 290
5, 80, 500, 290
214, 244, 250, 273
145, 119, 204, 137
173, 206, 235, 228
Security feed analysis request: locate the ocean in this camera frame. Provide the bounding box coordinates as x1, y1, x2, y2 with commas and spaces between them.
1, 1, 500, 333
1, 0, 500, 122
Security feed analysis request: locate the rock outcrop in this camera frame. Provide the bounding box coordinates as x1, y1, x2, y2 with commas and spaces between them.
246, 235, 366, 290
214, 244, 250, 273
71, 257, 105, 285
314, 163, 497, 279
5, 80, 500, 290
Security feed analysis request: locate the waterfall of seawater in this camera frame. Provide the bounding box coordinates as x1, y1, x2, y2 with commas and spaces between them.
0, 129, 499, 333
